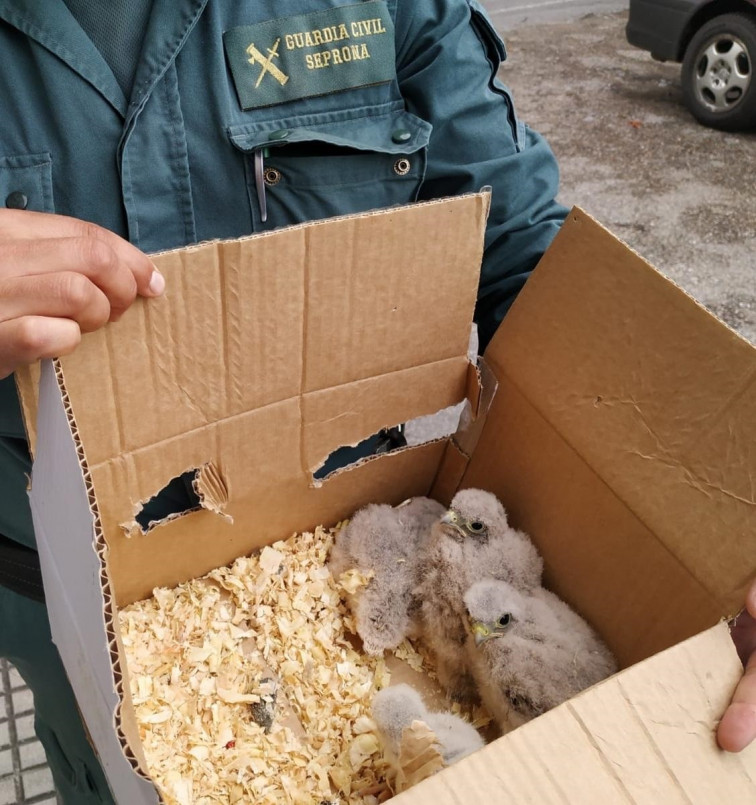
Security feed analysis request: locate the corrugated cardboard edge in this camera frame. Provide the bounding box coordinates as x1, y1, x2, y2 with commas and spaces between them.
29, 360, 160, 804
148, 190, 491, 261
393, 623, 756, 803
56, 359, 154, 779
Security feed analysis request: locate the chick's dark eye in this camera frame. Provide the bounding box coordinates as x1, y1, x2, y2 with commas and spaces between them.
498, 614, 511, 627
469, 521, 485, 532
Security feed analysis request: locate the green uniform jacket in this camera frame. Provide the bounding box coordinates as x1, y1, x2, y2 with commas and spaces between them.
0, 0, 567, 550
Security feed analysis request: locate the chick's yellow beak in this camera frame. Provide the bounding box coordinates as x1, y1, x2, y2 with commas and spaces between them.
440, 509, 466, 537
471, 621, 492, 646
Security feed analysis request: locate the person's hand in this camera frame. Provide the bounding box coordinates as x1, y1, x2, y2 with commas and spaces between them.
0, 209, 165, 379
717, 578, 756, 752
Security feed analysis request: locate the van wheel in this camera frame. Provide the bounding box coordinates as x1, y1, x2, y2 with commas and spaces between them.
681, 12, 756, 131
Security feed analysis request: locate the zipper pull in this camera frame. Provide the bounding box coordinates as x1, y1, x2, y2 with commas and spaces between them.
254, 147, 268, 223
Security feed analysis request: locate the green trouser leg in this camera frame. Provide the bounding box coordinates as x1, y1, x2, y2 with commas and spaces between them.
0, 585, 115, 804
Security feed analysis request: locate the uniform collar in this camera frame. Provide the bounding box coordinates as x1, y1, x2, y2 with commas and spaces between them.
126, 0, 209, 124
0, 0, 209, 121
0, 0, 127, 115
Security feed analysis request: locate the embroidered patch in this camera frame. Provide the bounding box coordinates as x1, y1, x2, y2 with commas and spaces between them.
224, 1, 396, 109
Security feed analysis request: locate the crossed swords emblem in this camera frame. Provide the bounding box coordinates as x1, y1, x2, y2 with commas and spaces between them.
246, 38, 289, 88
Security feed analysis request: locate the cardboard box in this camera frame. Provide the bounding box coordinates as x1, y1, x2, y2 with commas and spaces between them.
23, 196, 756, 803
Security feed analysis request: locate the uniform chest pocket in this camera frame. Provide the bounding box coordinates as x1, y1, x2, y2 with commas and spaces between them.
228, 103, 432, 228
0, 153, 54, 214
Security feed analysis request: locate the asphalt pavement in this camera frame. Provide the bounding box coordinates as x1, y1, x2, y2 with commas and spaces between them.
491, 6, 756, 347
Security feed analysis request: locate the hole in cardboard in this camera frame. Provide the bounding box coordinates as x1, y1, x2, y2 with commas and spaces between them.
133, 469, 202, 533
312, 401, 469, 483
313, 328, 481, 483
313, 425, 409, 481
125, 463, 231, 536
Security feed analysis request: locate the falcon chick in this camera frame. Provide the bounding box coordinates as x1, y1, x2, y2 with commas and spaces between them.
372, 683, 484, 767
463, 578, 617, 730
416, 488, 543, 703
329, 496, 445, 655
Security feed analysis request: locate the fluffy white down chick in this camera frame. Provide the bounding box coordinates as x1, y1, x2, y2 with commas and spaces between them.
372, 684, 484, 766
329, 496, 445, 655
463, 578, 618, 730
416, 489, 543, 703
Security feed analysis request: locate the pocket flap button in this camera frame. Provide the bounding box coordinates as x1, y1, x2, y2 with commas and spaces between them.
5, 191, 28, 210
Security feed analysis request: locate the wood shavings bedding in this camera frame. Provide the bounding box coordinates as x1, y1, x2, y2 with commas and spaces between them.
118, 524, 439, 805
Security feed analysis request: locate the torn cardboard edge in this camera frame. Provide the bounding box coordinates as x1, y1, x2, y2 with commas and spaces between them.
430, 358, 498, 506
312, 359, 486, 486
122, 462, 231, 538
115, 356, 484, 535
193, 462, 230, 517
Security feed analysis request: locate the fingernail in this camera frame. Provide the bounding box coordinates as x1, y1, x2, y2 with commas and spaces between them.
148, 269, 166, 296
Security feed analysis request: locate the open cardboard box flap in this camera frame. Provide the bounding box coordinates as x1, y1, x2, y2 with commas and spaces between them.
398, 625, 754, 803
25, 199, 756, 803
467, 208, 756, 666
41, 194, 489, 607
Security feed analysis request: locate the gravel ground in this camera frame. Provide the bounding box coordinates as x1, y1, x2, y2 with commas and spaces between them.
500, 10, 756, 346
